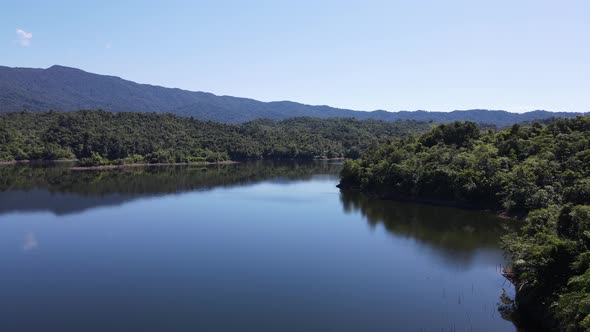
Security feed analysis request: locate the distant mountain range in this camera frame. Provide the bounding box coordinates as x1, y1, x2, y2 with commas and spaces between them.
0, 65, 586, 125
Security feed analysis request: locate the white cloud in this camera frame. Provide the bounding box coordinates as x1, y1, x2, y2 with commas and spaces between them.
22, 232, 38, 251
16, 28, 32, 47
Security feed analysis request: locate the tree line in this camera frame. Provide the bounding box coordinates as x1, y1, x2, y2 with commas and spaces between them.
339, 117, 590, 331
0, 110, 430, 165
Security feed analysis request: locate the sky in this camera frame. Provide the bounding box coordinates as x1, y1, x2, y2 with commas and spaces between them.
1, 0, 589, 113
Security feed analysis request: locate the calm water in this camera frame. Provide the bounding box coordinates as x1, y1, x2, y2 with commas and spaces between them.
0, 162, 518, 331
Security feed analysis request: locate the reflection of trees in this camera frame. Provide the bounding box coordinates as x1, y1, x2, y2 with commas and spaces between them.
340, 189, 511, 266
1, 160, 510, 267
0, 161, 341, 215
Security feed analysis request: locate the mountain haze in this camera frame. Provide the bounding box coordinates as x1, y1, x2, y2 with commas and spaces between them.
0, 65, 585, 125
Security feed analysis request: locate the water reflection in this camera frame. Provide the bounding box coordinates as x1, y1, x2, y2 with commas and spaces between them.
340, 190, 510, 268
22, 232, 38, 251
0, 162, 518, 332
1, 161, 510, 266
0, 161, 341, 215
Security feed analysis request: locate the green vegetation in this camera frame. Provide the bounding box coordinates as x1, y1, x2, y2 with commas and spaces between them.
339, 117, 590, 331
0, 110, 430, 165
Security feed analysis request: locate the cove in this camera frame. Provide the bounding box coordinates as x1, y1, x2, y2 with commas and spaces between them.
0, 161, 520, 331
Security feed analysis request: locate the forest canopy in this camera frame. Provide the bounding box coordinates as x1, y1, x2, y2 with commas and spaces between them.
339, 117, 590, 331
0, 110, 430, 165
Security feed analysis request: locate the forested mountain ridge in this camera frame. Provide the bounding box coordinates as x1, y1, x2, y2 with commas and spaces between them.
0, 110, 430, 164
339, 117, 590, 331
0, 65, 586, 125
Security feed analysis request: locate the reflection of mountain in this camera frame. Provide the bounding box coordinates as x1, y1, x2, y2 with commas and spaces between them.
0, 161, 341, 215
339, 190, 510, 267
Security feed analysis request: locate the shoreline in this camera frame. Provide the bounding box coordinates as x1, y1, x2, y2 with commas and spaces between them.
0, 159, 77, 166
0, 157, 344, 169
335, 185, 532, 325
70, 160, 239, 171
335, 185, 530, 325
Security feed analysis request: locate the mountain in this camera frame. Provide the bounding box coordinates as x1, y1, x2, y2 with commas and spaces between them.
0, 65, 586, 125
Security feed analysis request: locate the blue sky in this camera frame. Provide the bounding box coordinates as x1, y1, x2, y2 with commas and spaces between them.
2, 0, 589, 112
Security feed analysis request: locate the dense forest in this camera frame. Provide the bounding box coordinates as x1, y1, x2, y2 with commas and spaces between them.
0, 110, 430, 165
339, 117, 590, 331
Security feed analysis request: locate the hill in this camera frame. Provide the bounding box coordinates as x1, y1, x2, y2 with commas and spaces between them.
0, 65, 585, 125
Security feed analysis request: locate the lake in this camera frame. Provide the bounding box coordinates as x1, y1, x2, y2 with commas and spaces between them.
0, 161, 518, 331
